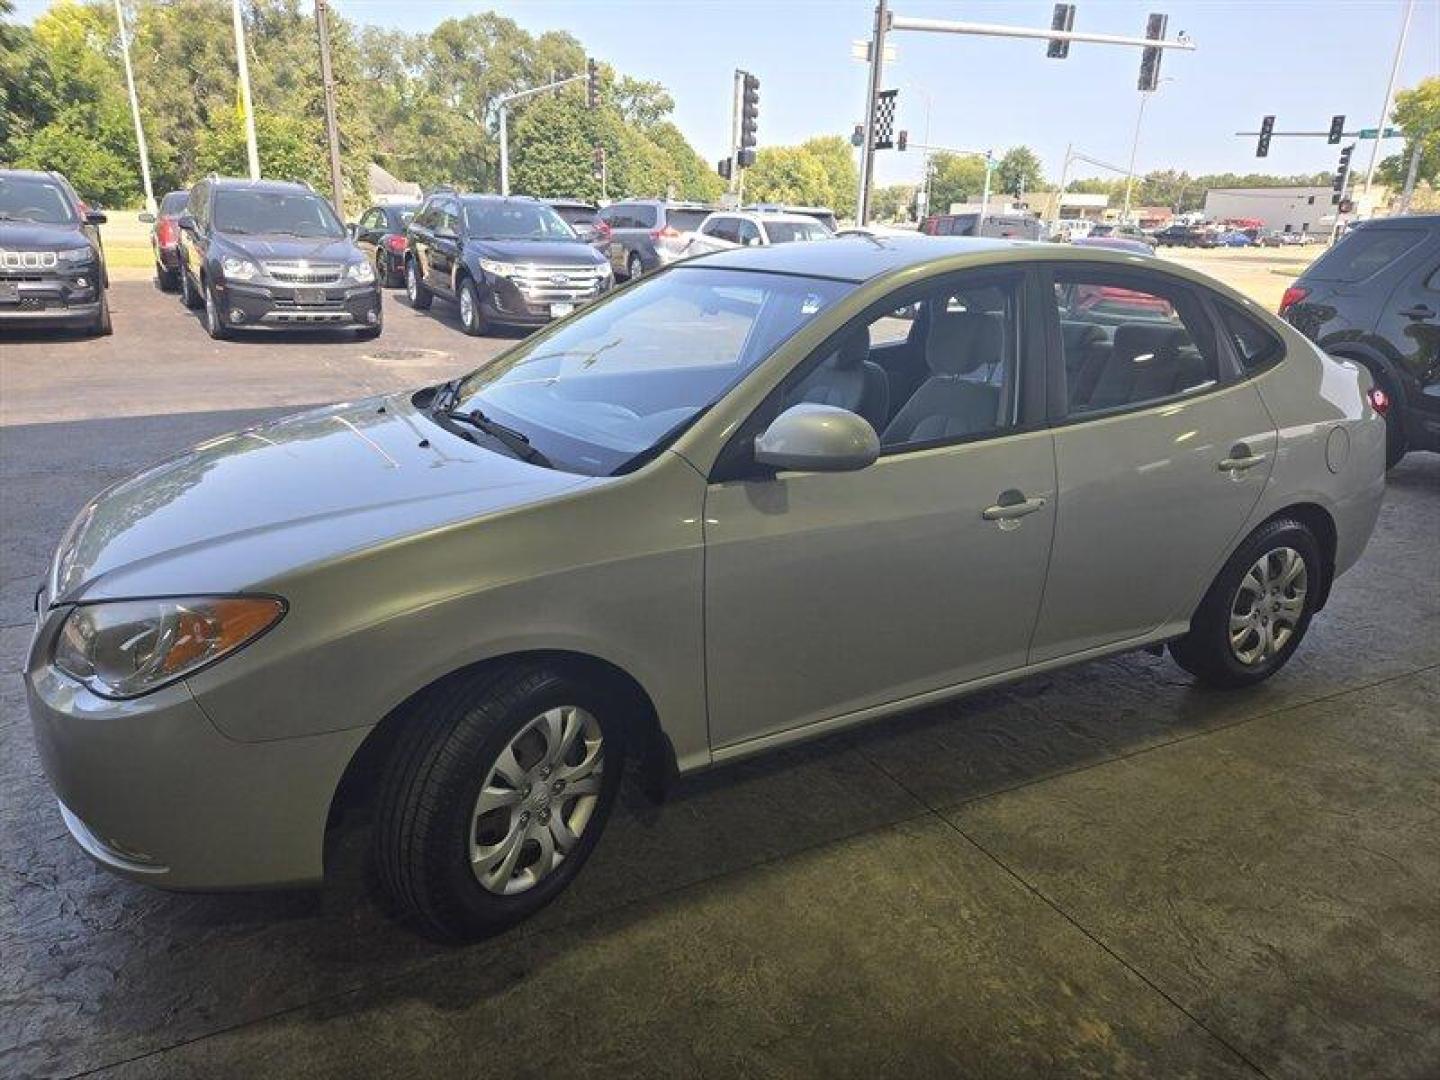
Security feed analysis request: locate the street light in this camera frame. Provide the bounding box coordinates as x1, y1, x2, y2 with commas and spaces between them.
1121, 75, 1173, 224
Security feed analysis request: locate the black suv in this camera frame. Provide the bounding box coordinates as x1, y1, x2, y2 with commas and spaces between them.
0, 169, 111, 335
1281, 214, 1440, 466
176, 176, 381, 340
405, 192, 611, 336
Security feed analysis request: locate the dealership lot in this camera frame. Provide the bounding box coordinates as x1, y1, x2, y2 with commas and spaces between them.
2, 280, 1438, 1077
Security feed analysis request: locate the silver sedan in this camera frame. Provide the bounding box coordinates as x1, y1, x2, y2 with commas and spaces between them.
26, 237, 1386, 939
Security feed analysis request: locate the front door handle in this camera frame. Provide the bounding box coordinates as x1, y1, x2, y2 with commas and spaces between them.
1218, 446, 1268, 472
1398, 304, 1435, 321
982, 492, 1047, 521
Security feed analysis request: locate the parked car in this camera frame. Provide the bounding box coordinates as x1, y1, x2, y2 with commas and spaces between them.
176, 177, 381, 340
682, 210, 832, 257
1280, 213, 1440, 467
594, 199, 715, 279
1154, 224, 1217, 248
139, 189, 189, 291
1280, 231, 1313, 247
920, 212, 1042, 240
1072, 236, 1154, 257
350, 202, 417, 287
405, 192, 612, 335
1217, 230, 1253, 248
26, 237, 1385, 940
1088, 223, 1154, 248
744, 204, 839, 233
544, 198, 601, 243
0, 168, 111, 336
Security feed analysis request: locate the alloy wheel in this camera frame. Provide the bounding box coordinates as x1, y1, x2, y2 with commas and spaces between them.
406, 262, 418, 302
469, 706, 605, 896
204, 285, 218, 333
1229, 546, 1307, 665
459, 286, 475, 330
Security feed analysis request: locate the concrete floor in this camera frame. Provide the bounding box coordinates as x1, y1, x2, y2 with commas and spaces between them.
2, 284, 1438, 1079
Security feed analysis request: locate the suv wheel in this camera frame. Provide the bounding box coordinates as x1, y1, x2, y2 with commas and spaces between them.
202, 279, 230, 340
405, 258, 432, 310
179, 265, 202, 310
627, 253, 643, 280
457, 277, 486, 336
376, 664, 626, 940
91, 291, 113, 337
1170, 517, 1321, 688
155, 262, 179, 292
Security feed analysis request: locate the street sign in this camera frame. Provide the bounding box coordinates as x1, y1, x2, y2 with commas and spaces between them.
1357, 127, 1402, 139
851, 39, 897, 63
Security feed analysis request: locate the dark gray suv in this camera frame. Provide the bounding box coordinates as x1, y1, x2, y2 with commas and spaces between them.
0, 169, 111, 336
595, 199, 715, 280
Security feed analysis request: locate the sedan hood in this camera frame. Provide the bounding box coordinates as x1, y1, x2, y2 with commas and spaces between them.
0, 221, 90, 251
474, 238, 605, 266
52, 394, 593, 602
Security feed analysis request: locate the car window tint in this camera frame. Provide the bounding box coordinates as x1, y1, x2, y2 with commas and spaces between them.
1423, 264, 1440, 292
1054, 271, 1219, 415
159, 191, 189, 215
666, 209, 710, 233
737, 219, 762, 246
1220, 303, 1286, 375
1306, 227, 1427, 283
632, 205, 658, 229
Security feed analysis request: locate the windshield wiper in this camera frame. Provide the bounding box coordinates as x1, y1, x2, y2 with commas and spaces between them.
439, 406, 553, 468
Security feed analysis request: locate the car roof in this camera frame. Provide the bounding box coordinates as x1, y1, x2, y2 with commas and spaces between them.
209, 177, 314, 194
456, 193, 542, 205
545, 198, 596, 209
721, 211, 820, 225
1353, 213, 1440, 229
0, 168, 64, 181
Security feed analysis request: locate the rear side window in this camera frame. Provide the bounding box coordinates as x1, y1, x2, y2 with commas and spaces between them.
1220, 303, 1286, 375
159, 191, 188, 214
1306, 227, 1427, 282
666, 208, 710, 233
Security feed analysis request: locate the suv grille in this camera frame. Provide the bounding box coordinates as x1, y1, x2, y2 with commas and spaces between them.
263, 261, 343, 284
0, 250, 59, 271
506, 263, 607, 301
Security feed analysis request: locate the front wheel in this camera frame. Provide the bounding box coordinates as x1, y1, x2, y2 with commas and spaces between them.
1170, 518, 1321, 688
457, 277, 486, 336
91, 291, 113, 337
202, 279, 230, 340
376, 665, 626, 940
405, 258, 432, 310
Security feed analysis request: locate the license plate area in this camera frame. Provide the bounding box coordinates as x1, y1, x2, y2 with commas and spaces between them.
550, 302, 574, 318
295, 287, 328, 306
0, 282, 19, 304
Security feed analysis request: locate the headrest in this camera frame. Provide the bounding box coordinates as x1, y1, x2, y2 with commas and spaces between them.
1113, 323, 1186, 364
928, 311, 1003, 375
1060, 320, 1107, 351
830, 326, 871, 370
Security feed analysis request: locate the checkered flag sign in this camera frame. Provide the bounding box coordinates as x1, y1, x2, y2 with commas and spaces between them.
872, 89, 898, 150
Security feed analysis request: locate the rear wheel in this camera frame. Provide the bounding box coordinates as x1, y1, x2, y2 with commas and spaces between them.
375, 664, 625, 940
1170, 518, 1321, 688
155, 262, 179, 292
179, 264, 202, 309
405, 258, 432, 310
627, 252, 643, 281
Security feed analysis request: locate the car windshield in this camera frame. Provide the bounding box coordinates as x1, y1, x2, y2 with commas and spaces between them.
213, 190, 344, 237
0, 176, 76, 224
464, 201, 575, 240
763, 220, 831, 244
450, 267, 854, 475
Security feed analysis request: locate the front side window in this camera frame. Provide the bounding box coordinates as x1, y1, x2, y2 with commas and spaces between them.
1054, 269, 1218, 414
703, 217, 737, 243
463, 201, 574, 241
736, 220, 762, 246
450, 267, 854, 475
0, 175, 77, 224
212, 190, 343, 238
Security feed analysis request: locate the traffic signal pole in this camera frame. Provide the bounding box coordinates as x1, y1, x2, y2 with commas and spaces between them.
496, 69, 591, 195
1362, 0, 1414, 198
857, 0, 890, 225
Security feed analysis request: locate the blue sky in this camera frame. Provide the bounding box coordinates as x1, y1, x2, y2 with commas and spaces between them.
16, 0, 1440, 187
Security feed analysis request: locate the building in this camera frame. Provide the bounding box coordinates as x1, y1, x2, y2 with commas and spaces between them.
367, 162, 422, 206
1201, 186, 1389, 237
1029, 191, 1109, 222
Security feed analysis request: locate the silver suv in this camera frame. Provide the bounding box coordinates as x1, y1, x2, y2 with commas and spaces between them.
26, 237, 1385, 939
595, 199, 715, 279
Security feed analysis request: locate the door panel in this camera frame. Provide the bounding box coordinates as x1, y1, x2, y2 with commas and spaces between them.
704, 430, 1057, 748
1377, 252, 1440, 441
1030, 382, 1276, 661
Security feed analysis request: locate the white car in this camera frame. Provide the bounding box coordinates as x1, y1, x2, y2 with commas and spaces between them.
682, 211, 832, 258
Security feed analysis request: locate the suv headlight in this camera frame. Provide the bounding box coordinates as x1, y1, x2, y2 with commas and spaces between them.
345, 259, 375, 284
54, 596, 286, 699
221, 255, 261, 281
479, 258, 519, 278
58, 247, 96, 265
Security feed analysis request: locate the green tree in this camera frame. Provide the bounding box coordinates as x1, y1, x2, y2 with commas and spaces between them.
995, 146, 1043, 198
870, 183, 916, 222
927, 152, 990, 212
1378, 77, 1440, 190
797, 135, 857, 217
744, 145, 833, 208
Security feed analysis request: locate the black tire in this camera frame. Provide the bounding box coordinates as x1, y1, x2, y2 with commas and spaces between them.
1170, 517, 1322, 689
355, 310, 382, 341
202, 278, 230, 340
627, 252, 643, 281
376, 251, 399, 289
375, 664, 627, 940
1371, 369, 1407, 469
91, 291, 113, 337
156, 262, 179, 292
457, 276, 486, 336
179, 264, 202, 309
405, 257, 432, 310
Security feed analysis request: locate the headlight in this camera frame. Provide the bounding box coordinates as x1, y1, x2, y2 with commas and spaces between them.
58, 247, 96, 265
221, 255, 261, 281
345, 259, 375, 284
54, 596, 286, 699
479, 258, 519, 278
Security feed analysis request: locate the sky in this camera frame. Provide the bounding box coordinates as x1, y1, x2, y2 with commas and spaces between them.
14, 0, 1440, 189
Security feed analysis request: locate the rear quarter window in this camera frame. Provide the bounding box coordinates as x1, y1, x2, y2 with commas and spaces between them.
1306, 227, 1428, 283
1220, 303, 1286, 375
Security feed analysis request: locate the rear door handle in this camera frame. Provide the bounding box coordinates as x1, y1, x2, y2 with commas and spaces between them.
1218, 452, 1268, 472
1398, 304, 1435, 320
982, 493, 1047, 521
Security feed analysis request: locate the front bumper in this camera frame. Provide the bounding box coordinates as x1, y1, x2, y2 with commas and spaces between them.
25, 609, 368, 890
218, 279, 382, 331
0, 271, 103, 327
482, 274, 611, 327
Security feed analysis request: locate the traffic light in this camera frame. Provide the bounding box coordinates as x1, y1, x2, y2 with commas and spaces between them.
740, 73, 760, 150
1256, 115, 1274, 158
717, 157, 732, 181
1332, 144, 1353, 201
737, 148, 756, 168
1047, 4, 1076, 59
1137, 13, 1167, 92
1328, 114, 1345, 145
586, 58, 599, 110
592, 145, 605, 180
897, 130, 908, 152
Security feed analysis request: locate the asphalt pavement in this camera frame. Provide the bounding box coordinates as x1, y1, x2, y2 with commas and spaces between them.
1, 280, 1437, 1079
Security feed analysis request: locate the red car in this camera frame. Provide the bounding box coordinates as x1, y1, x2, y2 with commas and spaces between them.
140, 190, 189, 292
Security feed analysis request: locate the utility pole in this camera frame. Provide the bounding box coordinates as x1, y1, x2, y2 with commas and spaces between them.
978, 150, 993, 229
231, 0, 260, 179
112, 0, 155, 214
857, 0, 891, 225
496, 70, 591, 196
1363, 0, 1415, 198
1399, 140, 1423, 213
314, 0, 345, 214
1122, 91, 1152, 224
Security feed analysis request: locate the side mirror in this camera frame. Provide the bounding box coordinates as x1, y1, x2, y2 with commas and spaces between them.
177, 213, 196, 232
754, 404, 879, 474
138, 212, 156, 224
85, 211, 108, 225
